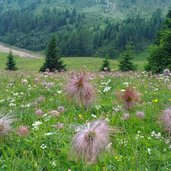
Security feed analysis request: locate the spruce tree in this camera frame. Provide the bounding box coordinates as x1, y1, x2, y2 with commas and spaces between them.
119, 43, 136, 72
40, 36, 66, 72
146, 9, 171, 73
100, 57, 111, 72
6, 51, 17, 71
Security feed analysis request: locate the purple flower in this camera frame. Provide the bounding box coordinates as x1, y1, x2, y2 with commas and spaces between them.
0, 114, 15, 136
160, 108, 171, 132
136, 111, 145, 119
72, 120, 113, 163
65, 71, 96, 108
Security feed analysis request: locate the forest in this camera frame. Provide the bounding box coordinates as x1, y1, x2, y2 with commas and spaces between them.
0, 7, 163, 57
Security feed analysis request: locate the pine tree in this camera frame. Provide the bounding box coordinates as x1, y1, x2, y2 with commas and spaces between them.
100, 57, 111, 72
146, 9, 171, 73
119, 43, 136, 72
6, 51, 17, 71
40, 36, 66, 72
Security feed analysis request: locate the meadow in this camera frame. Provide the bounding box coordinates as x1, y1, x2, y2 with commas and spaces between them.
0, 52, 146, 72
0, 55, 171, 171
0, 52, 171, 171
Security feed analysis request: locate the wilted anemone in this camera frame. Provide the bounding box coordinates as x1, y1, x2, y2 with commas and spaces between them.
64, 71, 96, 108
72, 120, 113, 163
118, 86, 140, 110
0, 114, 15, 136
160, 108, 171, 132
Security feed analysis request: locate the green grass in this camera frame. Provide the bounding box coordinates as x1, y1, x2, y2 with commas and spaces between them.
0, 69, 171, 170
0, 52, 147, 72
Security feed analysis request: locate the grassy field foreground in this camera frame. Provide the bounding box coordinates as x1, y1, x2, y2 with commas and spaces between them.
0, 69, 171, 170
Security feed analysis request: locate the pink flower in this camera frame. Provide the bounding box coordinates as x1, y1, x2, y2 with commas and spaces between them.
72, 120, 113, 163
49, 110, 60, 117
136, 111, 145, 119
34, 78, 39, 83
57, 106, 65, 113
160, 108, 171, 132
0, 114, 15, 136
37, 96, 45, 103
35, 109, 44, 116
18, 126, 29, 136
117, 86, 140, 110
65, 71, 96, 108
122, 113, 130, 120
21, 79, 28, 85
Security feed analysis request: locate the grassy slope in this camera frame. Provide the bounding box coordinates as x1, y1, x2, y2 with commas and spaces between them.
0, 52, 147, 72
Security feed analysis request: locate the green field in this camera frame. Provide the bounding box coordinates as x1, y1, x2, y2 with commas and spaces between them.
0, 67, 171, 170
0, 52, 147, 72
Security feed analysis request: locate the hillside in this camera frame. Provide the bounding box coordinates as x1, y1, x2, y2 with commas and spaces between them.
0, 0, 170, 17
0, 0, 170, 57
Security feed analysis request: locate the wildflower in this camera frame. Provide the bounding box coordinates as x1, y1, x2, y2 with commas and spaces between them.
103, 86, 111, 93
45, 132, 54, 136
152, 99, 158, 103
18, 126, 29, 136
32, 121, 42, 130
35, 109, 44, 116
0, 114, 15, 136
49, 110, 60, 117
53, 122, 64, 129
34, 78, 39, 83
136, 111, 145, 119
117, 86, 140, 110
122, 113, 130, 120
37, 96, 45, 103
40, 144, 47, 149
57, 106, 65, 113
147, 148, 151, 155
163, 69, 170, 76
64, 71, 96, 108
72, 120, 113, 163
21, 79, 28, 85
160, 108, 171, 132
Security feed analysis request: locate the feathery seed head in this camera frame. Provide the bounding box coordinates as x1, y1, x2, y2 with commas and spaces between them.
72, 120, 113, 163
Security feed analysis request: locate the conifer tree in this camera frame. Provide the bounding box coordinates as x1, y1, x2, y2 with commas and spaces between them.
100, 57, 111, 72
40, 36, 66, 72
119, 43, 136, 72
6, 51, 17, 71
146, 9, 171, 73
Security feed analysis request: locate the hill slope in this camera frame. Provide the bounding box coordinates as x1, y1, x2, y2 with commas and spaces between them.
0, 0, 170, 17
0, 0, 170, 57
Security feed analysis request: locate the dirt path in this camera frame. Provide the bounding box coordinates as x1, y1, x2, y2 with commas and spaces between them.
0, 43, 42, 58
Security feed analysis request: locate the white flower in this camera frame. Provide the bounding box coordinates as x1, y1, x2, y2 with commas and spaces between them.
95, 105, 101, 110
45, 132, 54, 136
57, 90, 62, 94
40, 144, 47, 149
103, 86, 111, 93
91, 114, 97, 118
147, 148, 151, 155
50, 161, 56, 167
9, 103, 16, 107
32, 121, 42, 130
123, 82, 129, 85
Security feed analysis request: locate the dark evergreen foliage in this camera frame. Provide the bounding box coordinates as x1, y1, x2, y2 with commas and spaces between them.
100, 58, 111, 72
6, 51, 17, 71
119, 44, 137, 71
40, 36, 66, 72
146, 9, 171, 73
0, 6, 164, 57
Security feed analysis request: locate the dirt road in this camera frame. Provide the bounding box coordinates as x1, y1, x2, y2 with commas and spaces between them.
0, 43, 41, 58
